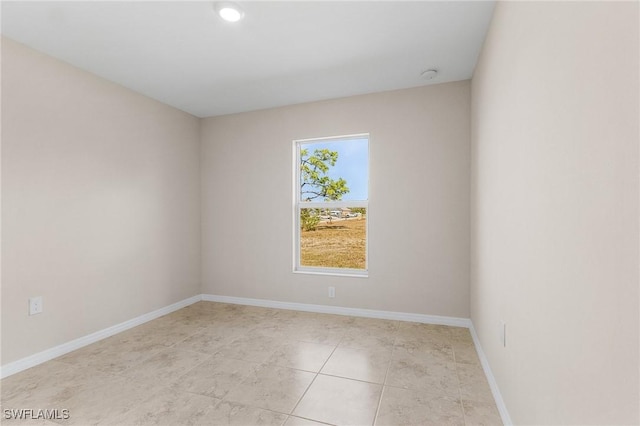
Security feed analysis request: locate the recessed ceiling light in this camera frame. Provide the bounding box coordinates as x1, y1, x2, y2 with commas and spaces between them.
421, 69, 438, 80
214, 2, 245, 23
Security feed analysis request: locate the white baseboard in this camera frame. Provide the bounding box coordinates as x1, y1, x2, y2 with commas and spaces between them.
469, 322, 513, 426
201, 294, 472, 328
0, 295, 202, 379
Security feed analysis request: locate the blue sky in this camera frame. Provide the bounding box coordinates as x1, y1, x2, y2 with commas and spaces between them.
301, 137, 369, 201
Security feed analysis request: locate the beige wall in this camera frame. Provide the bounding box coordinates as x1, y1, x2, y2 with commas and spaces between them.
1, 38, 201, 364
201, 82, 471, 318
471, 2, 639, 424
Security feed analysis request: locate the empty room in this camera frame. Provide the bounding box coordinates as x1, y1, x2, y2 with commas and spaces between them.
1, 1, 638, 425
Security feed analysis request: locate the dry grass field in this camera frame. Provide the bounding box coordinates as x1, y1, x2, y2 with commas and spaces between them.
300, 217, 367, 269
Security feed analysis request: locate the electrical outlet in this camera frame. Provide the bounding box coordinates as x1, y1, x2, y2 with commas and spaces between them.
29, 296, 43, 315
328, 286, 335, 298
500, 321, 506, 347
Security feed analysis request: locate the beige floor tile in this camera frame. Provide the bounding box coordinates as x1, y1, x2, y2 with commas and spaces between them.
211, 306, 270, 325
216, 334, 284, 363
348, 317, 399, 337
320, 346, 392, 384
0, 416, 60, 425
204, 400, 288, 425
375, 386, 465, 426
176, 326, 236, 354
56, 375, 157, 425
1, 361, 74, 405
457, 363, 495, 403
338, 315, 397, 351
266, 340, 336, 372
200, 318, 259, 337
252, 321, 296, 340
114, 320, 201, 348
285, 416, 334, 425
2, 362, 113, 409
224, 365, 315, 413
171, 355, 261, 399
385, 348, 459, 397
449, 326, 473, 343
289, 324, 347, 346
339, 331, 396, 351
462, 399, 503, 426
106, 387, 218, 425
57, 335, 166, 375
1, 362, 157, 425
160, 308, 219, 328
55, 335, 117, 366
452, 342, 481, 365
1, 303, 499, 426
240, 305, 281, 318
119, 347, 211, 383
396, 322, 451, 340
394, 337, 454, 362
293, 374, 382, 426
272, 308, 301, 319
292, 312, 353, 329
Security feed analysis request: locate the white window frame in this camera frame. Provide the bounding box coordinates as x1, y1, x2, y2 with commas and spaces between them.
293, 133, 369, 277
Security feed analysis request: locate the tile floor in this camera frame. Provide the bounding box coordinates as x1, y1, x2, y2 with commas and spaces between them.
1, 302, 502, 425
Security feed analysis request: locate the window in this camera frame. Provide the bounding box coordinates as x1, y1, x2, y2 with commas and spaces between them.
294, 134, 369, 276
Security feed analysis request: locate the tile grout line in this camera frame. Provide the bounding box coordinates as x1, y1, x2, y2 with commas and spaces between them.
371, 326, 399, 425
451, 332, 469, 426
288, 334, 341, 419
312, 372, 386, 387
285, 414, 337, 426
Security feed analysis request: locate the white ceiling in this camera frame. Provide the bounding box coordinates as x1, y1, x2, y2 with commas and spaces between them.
1, 1, 495, 118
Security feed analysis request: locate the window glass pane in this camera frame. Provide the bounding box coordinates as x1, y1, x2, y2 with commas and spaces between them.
299, 138, 368, 202
299, 207, 367, 270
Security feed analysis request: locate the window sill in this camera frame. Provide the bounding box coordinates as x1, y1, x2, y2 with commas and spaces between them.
293, 268, 369, 278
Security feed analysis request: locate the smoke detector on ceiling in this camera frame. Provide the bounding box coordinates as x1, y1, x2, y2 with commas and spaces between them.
421, 69, 438, 80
